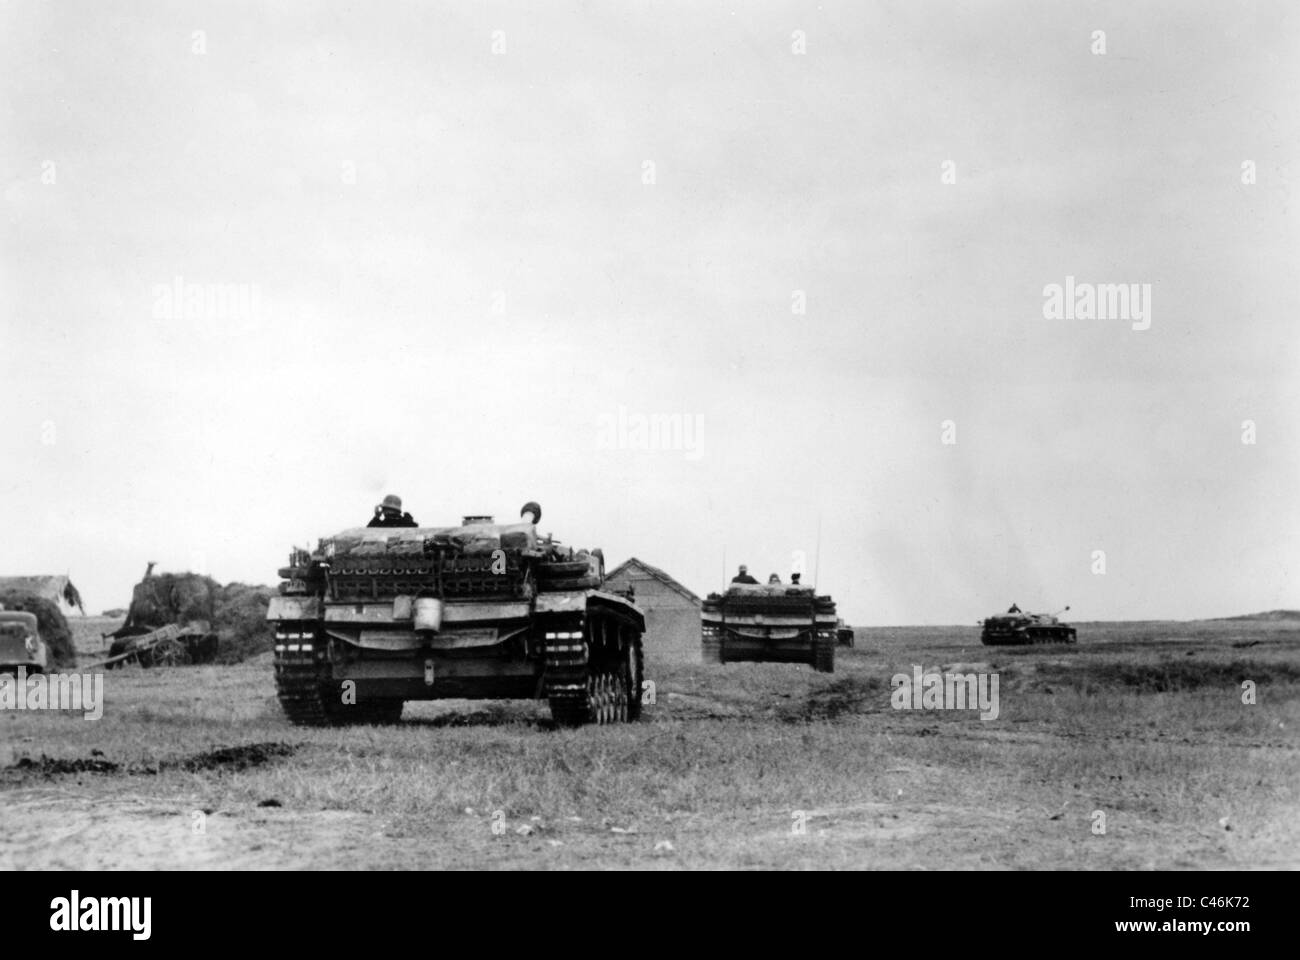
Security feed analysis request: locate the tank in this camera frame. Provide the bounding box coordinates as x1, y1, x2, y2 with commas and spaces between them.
980, 605, 1077, 645
700, 581, 838, 672
266, 502, 646, 727
835, 618, 855, 648
0, 610, 46, 674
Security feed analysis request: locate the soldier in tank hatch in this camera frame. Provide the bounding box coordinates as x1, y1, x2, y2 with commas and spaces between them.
731, 565, 758, 585
368, 494, 418, 528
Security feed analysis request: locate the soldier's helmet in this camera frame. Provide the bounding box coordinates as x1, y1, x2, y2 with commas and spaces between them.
378, 494, 403, 514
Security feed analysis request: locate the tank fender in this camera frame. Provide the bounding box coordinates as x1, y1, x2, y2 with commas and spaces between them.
535, 592, 589, 615
267, 596, 322, 622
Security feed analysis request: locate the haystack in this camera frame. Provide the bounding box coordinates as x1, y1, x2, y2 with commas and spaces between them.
0, 591, 76, 669
0, 575, 84, 614
114, 566, 274, 663
213, 582, 275, 662
120, 571, 220, 628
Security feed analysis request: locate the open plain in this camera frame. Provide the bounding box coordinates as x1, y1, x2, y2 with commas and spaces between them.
1, 616, 1296, 870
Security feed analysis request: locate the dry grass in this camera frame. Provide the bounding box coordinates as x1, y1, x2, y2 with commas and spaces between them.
1, 618, 1296, 869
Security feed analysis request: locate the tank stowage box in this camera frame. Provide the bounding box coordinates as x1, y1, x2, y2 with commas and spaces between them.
980, 607, 1077, 645
700, 582, 838, 672
267, 503, 645, 727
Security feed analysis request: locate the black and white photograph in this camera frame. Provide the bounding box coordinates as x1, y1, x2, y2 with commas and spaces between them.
1, 0, 1296, 904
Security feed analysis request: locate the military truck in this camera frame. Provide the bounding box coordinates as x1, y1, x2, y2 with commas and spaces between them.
0, 608, 46, 674
700, 582, 838, 672
980, 605, 1077, 645
267, 502, 646, 727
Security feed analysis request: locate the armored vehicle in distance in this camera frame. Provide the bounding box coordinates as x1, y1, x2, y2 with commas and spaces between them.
267, 502, 646, 727
701, 581, 838, 672
836, 619, 855, 648
981, 605, 1077, 645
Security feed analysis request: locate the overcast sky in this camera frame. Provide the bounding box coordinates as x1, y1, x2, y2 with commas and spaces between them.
3, 0, 1297, 625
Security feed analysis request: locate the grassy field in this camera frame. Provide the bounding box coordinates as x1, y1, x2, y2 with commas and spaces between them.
1, 616, 1296, 869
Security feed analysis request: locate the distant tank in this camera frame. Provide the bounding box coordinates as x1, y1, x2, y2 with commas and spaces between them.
981, 605, 1077, 645
701, 581, 838, 672
267, 501, 646, 727
835, 618, 855, 648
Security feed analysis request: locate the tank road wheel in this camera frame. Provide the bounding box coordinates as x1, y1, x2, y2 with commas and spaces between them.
600, 674, 614, 723
625, 628, 645, 721
614, 667, 629, 722
597, 673, 617, 723
813, 633, 835, 673
579, 655, 626, 727
586, 674, 602, 723
609, 664, 630, 724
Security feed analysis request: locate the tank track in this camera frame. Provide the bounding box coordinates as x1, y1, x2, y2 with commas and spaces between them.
543, 617, 590, 726
982, 626, 1078, 646
273, 625, 403, 726
542, 607, 642, 727
813, 633, 835, 673
1025, 626, 1077, 644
